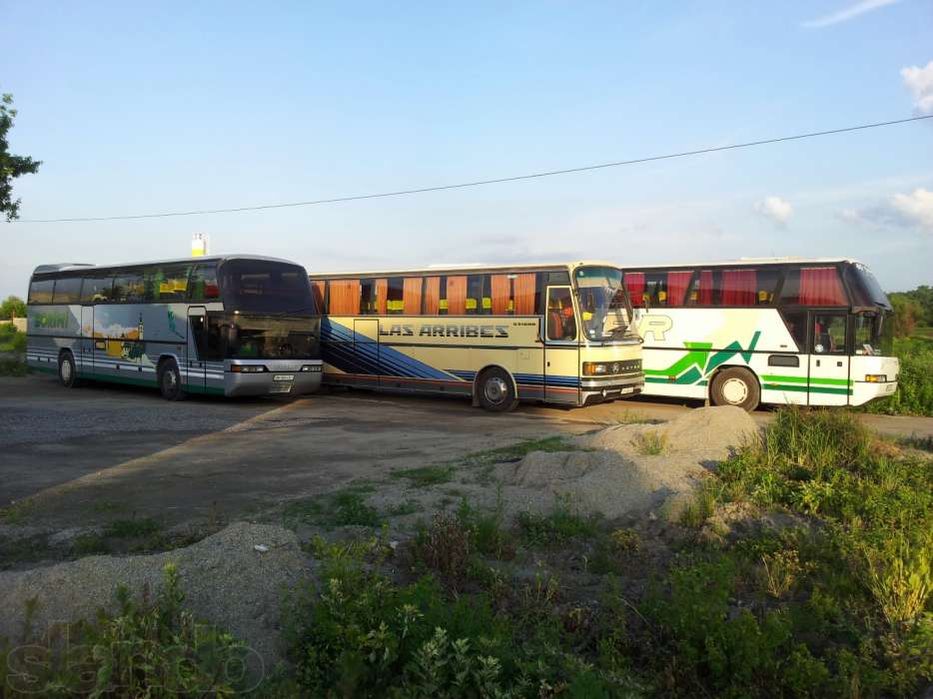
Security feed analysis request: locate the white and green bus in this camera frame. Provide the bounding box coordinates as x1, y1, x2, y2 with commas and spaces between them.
620, 258, 898, 410
26, 255, 323, 399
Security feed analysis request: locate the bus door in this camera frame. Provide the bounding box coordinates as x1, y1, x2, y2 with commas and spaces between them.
79, 305, 94, 374
544, 286, 580, 404
187, 306, 207, 393
808, 311, 850, 406
353, 318, 380, 389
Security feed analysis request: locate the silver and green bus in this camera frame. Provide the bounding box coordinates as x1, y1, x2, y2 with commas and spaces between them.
620, 257, 899, 410
26, 255, 323, 399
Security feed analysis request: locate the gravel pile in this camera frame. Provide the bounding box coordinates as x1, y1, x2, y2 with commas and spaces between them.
497, 407, 760, 519
0, 522, 312, 668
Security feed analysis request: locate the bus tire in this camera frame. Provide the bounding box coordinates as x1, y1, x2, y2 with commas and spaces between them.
477, 368, 518, 412
710, 367, 760, 412
58, 351, 79, 389
158, 359, 186, 401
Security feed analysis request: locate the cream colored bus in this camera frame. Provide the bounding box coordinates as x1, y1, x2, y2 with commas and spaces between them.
309, 262, 643, 411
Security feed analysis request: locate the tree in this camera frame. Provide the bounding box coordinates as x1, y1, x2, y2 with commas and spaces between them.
0, 295, 26, 320
1, 93, 41, 221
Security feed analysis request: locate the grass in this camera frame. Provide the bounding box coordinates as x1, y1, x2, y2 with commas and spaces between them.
390, 464, 455, 487
282, 483, 382, 529
103, 517, 161, 538
459, 436, 580, 468
517, 495, 601, 546
634, 430, 668, 455
864, 335, 933, 416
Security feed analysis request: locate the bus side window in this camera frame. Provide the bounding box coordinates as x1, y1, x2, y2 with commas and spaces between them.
28, 278, 55, 304
624, 272, 646, 308
386, 277, 404, 314
446, 276, 467, 315
512, 273, 535, 315
780, 310, 808, 351
546, 287, 576, 341
491, 274, 512, 314
812, 313, 846, 355
328, 279, 361, 315
423, 277, 440, 315
80, 275, 114, 303
403, 277, 422, 315
152, 265, 190, 302
360, 279, 377, 314
52, 276, 82, 304
113, 271, 146, 303
188, 264, 219, 302
310, 280, 326, 313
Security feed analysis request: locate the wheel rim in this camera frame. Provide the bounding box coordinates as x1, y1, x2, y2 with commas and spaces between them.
484, 376, 508, 404
61, 359, 72, 383
721, 377, 748, 404
163, 369, 177, 393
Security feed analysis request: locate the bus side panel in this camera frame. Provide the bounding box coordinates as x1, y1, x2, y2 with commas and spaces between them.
138, 302, 189, 388
88, 304, 146, 385
26, 304, 81, 374
635, 309, 798, 404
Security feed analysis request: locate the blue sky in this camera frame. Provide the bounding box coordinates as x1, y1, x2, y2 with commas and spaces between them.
2, 0, 931, 298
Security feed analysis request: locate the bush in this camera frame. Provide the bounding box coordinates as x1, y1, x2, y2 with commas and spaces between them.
0, 564, 251, 696
865, 337, 933, 416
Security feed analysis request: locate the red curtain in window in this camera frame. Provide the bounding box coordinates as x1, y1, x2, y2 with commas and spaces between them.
722, 269, 756, 306
624, 272, 646, 307
799, 267, 846, 306
667, 271, 692, 306
403, 278, 422, 315
446, 276, 467, 315
513, 273, 536, 315
423, 277, 440, 315
491, 274, 511, 315
696, 270, 714, 305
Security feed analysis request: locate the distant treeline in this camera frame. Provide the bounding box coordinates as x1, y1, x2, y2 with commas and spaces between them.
889, 285, 932, 337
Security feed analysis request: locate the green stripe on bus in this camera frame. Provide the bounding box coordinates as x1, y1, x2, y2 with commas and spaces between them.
762, 374, 851, 386
763, 383, 852, 395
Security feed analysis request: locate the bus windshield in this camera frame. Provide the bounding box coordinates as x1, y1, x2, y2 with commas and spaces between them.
219, 259, 316, 315
209, 313, 320, 359
574, 266, 633, 342
846, 262, 892, 310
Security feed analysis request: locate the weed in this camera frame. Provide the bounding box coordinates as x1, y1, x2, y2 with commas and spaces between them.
0, 499, 35, 525
104, 517, 161, 538
0, 356, 26, 376
865, 542, 931, 628
283, 485, 382, 529
518, 495, 601, 546
391, 464, 455, 487
609, 527, 641, 553
679, 487, 717, 529
387, 498, 421, 516
72, 533, 109, 556
460, 436, 580, 468
412, 512, 472, 588
635, 430, 668, 455
456, 494, 516, 560
758, 549, 804, 599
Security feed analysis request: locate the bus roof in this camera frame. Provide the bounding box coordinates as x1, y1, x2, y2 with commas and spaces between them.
31, 255, 300, 277
307, 260, 620, 279
619, 256, 864, 269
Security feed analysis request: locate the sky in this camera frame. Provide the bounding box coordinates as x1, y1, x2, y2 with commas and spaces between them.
1, 0, 932, 299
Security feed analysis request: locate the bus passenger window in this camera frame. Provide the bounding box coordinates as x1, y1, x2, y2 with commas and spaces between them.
52, 276, 82, 304
386, 277, 404, 314
188, 264, 219, 302
113, 272, 146, 303
28, 278, 55, 304
491, 274, 512, 314
513, 273, 536, 314
465, 275, 489, 314
446, 276, 467, 315
423, 277, 440, 314
403, 278, 422, 315
547, 287, 576, 341
151, 265, 190, 302
80, 275, 114, 303
666, 271, 692, 306
360, 279, 377, 314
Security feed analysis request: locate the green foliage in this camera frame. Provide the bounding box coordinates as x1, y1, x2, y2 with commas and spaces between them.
0, 564, 249, 696
0, 94, 42, 222
890, 295, 921, 337
889, 285, 933, 327
517, 496, 601, 547
283, 484, 383, 529
0, 295, 26, 321
865, 336, 933, 416
634, 431, 668, 456
104, 517, 161, 538
391, 464, 455, 488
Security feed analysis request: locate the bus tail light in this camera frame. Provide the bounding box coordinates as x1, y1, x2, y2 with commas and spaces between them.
231, 365, 267, 373
864, 374, 887, 383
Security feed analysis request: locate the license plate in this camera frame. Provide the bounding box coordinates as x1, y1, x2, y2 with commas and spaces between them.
270, 383, 293, 394
886, 383, 895, 393
620, 387, 634, 394
273, 374, 294, 382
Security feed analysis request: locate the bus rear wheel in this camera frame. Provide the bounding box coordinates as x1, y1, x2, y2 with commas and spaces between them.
58, 352, 79, 388
477, 368, 518, 412
158, 359, 187, 401
710, 367, 760, 412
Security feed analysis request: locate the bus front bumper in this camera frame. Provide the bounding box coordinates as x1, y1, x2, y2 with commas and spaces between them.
580, 372, 644, 404
225, 360, 323, 397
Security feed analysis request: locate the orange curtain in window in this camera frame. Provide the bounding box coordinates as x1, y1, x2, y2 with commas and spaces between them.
446, 276, 467, 315
722, 269, 756, 306
375, 278, 387, 315
328, 279, 360, 315
423, 277, 440, 314
491, 275, 511, 315
799, 267, 846, 306
513, 273, 536, 315
311, 280, 325, 313
403, 278, 422, 315
624, 272, 646, 307
667, 271, 692, 306
696, 270, 714, 305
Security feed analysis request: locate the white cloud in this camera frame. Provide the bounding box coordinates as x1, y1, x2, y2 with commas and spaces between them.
755, 196, 793, 226
840, 188, 933, 233
802, 0, 900, 28
891, 188, 933, 231
901, 61, 933, 115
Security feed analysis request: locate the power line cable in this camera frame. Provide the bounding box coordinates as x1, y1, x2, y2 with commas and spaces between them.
11, 114, 932, 224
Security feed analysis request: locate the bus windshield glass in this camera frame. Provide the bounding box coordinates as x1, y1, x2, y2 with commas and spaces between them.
219, 260, 316, 315
211, 314, 320, 360
574, 266, 633, 342
846, 263, 891, 310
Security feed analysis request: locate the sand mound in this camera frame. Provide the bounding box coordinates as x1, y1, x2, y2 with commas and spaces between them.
0, 522, 312, 668
582, 406, 759, 461
498, 407, 759, 519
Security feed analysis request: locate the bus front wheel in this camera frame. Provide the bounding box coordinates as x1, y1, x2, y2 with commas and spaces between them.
158, 359, 187, 401
710, 367, 760, 412
58, 352, 79, 389
477, 368, 518, 412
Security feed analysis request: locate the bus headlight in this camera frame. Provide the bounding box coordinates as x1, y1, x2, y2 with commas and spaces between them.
864, 374, 887, 383
583, 362, 608, 375
230, 365, 267, 373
